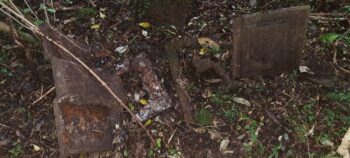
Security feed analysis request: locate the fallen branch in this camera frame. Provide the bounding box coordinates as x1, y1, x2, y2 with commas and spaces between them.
0, 1, 156, 146
165, 39, 194, 124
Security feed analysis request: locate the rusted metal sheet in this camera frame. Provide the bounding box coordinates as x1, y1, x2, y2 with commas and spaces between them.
41, 25, 126, 157
145, 0, 191, 26
231, 6, 310, 77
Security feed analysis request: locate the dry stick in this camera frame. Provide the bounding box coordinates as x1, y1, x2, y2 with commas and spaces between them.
42, 0, 51, 26
24, 0, 39, 20
259, 0, 277, 9
89, 0, 97, 7
31, 86, 55, 105
2, 3, 87, 52
50, 0, 56, 23
339, 66, 350, 74
0, 8, 34, 32
0, 3, 156, 145
7, 0, 24, 17
1, 4, 88, 53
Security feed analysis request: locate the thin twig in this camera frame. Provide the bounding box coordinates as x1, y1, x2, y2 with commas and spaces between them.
0, 2, 156, 146
1, 4, 85, 51
42, 0, 51, 26
31, 86, 55, 105
0, 63, 12, 70
167, 121, 181, 145
7, 0, 24, 17
259, 0, 277, 10
50, 0, 56, 24
339, 66, 350, 74
0, 8, 33, 31
24, 0, 39, 20
89, 0, 97, 7
0, 123, 11, 129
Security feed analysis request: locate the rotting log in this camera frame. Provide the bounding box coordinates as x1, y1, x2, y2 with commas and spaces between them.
116, 53, 174, 121
165, 39, 194, 124
41, 25, 127, 157
132, 53, 173, 121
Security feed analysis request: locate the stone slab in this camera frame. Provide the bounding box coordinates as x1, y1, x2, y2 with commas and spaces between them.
231, 6, 310, 77
41, 25, 126, 157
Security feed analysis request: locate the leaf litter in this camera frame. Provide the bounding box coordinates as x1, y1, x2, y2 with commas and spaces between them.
0, 0, 350, 157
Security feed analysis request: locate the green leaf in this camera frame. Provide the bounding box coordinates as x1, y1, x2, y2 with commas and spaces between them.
320, 33, 340, 44
194, 108, 213, 126
76, 8, 97, 20
168, 148, 178, 156
338, 5, 350, 14
34, 19, 44, 26
327, 91, 350, 103
147, 149, 155, 157
128, 103, 135, 111
64, 0, 73, 4
47, 8, 56, 13
22, 8, 31, 14
39, 3, 47, 10
156, 138, 162, 148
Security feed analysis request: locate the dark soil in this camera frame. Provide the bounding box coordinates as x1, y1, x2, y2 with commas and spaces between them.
0, 0, 349, 158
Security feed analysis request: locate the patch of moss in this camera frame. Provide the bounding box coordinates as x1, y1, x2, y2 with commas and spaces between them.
128, 0, 151, 18
194, 108, 212, 126
76, 8, 97, 20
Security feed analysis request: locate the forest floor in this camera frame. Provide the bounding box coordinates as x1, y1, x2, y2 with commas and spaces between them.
0, 0, 350, 158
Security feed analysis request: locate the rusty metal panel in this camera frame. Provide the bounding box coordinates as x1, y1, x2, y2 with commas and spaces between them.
54, 103, 117, 154
231, 6, 310, 77
145, 0, 191, 26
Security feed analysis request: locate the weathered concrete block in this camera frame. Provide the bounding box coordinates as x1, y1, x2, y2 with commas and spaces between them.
41, 25, 126, 157
231, 6, 310, 77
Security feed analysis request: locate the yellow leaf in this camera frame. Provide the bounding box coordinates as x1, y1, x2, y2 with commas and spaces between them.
90, 24, 100, 30
99, 12, 106, 19
139, 99, 148, 105
144, 119, 152, 127
198, 37, 220, 50
199, 48, 207, 55
139, 22, 151, 29
33, 144, 41, 151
